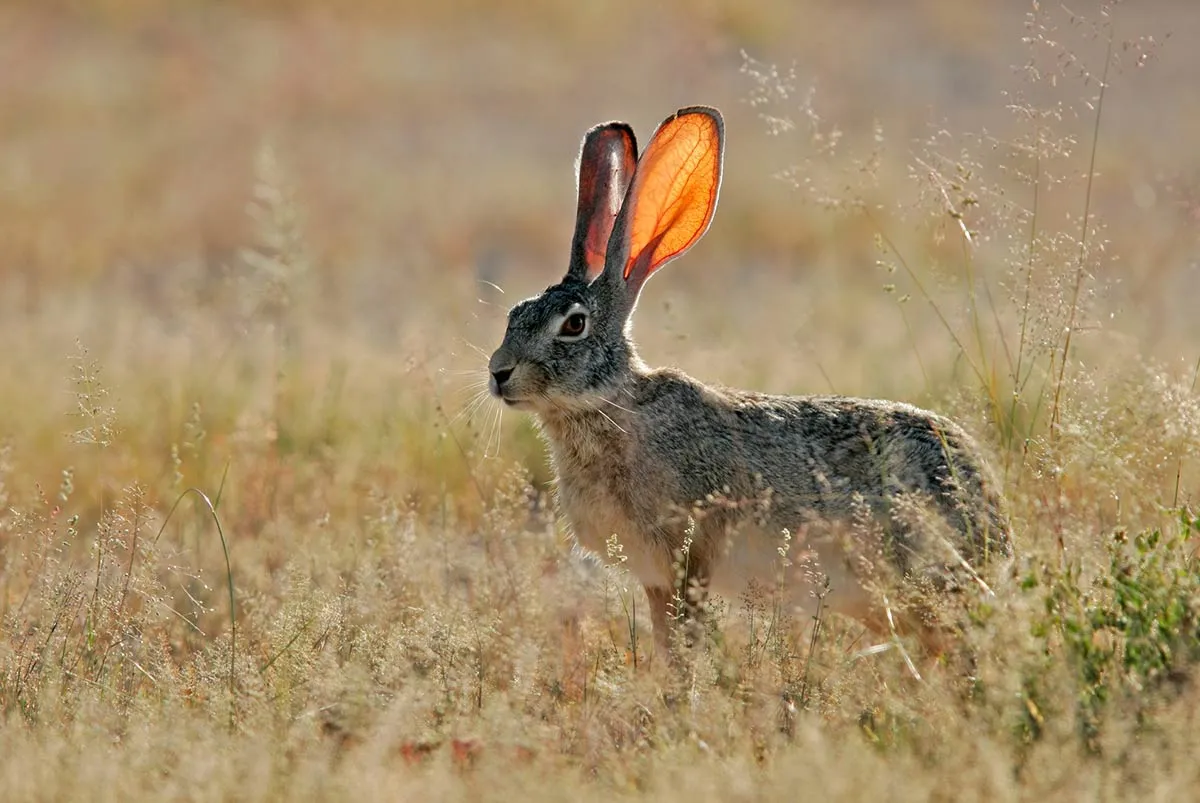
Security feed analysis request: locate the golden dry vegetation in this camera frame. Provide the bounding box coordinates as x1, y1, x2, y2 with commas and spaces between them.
2, 1, 1200, 799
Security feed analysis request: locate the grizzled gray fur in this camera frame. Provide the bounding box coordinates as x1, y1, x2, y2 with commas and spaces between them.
488, 106, 1012, 652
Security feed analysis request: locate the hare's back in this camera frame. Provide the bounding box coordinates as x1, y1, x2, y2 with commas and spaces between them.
636, 371, 976, 490
633, 372, 1009, 558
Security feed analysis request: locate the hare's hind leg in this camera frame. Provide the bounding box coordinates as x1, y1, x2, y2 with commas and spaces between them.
852, 591, 983, 684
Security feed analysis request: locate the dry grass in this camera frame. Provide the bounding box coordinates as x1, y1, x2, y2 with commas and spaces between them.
2, 1, 1200, 799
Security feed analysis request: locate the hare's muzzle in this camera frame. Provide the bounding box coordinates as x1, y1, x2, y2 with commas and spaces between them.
488, 344, 520, 404
489, 366, 514, 398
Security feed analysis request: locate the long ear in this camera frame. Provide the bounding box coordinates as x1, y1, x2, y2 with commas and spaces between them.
606, 106, 723, 299
566, 123, 637, 282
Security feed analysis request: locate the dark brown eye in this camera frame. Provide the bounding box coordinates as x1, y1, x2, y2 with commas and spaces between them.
559, 312, 587, 337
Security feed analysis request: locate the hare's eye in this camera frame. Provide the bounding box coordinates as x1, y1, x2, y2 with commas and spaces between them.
559, 312, 588, 338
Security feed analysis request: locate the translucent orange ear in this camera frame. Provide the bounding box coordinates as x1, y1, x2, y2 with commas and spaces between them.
620, 108, 723, 288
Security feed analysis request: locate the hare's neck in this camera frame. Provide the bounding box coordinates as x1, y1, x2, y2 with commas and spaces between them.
536, 384, 637, 467
537, 345, 645, 465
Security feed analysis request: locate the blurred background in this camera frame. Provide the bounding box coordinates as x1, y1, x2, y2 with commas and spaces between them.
1, 0, 1198, 511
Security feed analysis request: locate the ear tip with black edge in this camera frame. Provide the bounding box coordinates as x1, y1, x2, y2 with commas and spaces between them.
672, 105, 723, 124
586, 121, 635, 138
659, 106, 725, 146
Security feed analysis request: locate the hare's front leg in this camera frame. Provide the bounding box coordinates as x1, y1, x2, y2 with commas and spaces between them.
644, 586, 675, 656
644, 577, 709, 662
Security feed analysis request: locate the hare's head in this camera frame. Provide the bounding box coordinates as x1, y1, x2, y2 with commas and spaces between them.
488, 107, 724, 413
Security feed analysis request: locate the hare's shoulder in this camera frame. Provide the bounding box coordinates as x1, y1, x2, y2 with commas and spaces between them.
631, 368, 817, 415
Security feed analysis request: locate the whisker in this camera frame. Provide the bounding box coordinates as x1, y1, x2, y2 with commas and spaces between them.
440, 367, 491, 380
441, 373, 492, 402
446, 389, 490, 411
449, 381, 492, 400
482, 404, 495, 459
469, 398, 493, 429
584, 395, 627, 434
594, 395, 637, 416
477, 404, 493, 459
486, 404, 504, 459
457, 338, 490, 359
449, 389, 491, 428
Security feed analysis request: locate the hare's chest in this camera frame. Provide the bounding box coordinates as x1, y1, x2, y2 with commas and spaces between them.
553, 463, 673, 588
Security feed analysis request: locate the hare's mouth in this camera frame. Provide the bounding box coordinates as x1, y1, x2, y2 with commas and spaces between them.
491, 389, 531, 409
499, 397, 535, 411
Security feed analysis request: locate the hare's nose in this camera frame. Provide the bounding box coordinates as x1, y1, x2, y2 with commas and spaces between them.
490, 367, 514, 394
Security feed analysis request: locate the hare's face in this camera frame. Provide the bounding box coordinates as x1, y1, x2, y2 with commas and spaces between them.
487, 280, 625, 413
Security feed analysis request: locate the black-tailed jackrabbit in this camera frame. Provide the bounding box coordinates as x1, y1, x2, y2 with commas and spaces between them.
488, 106, 1012, 653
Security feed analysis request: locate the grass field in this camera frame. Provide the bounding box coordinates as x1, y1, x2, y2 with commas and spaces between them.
3, 1, 1200, 799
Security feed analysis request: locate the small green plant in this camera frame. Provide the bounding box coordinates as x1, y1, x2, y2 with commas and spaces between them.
1030, 508, 1200, 750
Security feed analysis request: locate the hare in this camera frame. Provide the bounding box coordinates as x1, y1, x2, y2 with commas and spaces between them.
487, 106, 1012, 655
